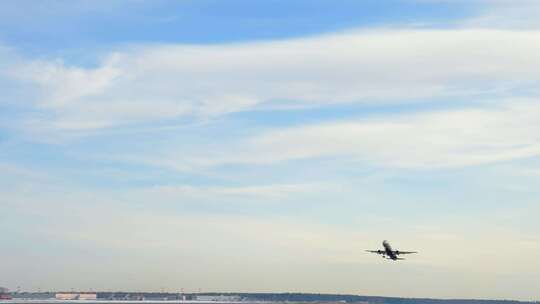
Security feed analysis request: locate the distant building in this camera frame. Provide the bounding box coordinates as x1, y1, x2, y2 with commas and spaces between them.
55, 293, 97, 300
194, 295, 241, 302
79, 293, 98, 300
0, 288, 12, 300
56, 293, 78, 300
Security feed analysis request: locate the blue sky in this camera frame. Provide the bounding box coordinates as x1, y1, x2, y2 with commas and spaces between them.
0, 1, 472, 56
1, 0, 540, 300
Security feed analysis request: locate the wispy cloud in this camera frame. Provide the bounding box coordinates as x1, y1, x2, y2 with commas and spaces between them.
132, 99, 540, 170
460, 0, 540, 29
138, 183, 326, 203
5, 28, 540, 138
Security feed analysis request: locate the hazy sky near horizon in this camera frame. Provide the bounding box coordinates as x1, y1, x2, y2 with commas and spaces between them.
1, 0, 540, 300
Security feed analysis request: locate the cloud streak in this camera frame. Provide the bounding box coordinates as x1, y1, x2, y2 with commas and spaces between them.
136, 99, 540, 170
460, 0, 540, 29
6, 28, 540, 136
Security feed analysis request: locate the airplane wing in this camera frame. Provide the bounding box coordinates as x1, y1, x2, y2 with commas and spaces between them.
366, 250, 384, 254
393, 251, 417, 255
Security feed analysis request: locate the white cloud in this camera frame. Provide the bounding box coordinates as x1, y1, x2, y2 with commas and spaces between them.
140, 183, 324, 202
7, 29, 540, 135
460, 0, 540, 29
149, 99, 540, 169
14, 59, 121, 107
252, 100, 540, 168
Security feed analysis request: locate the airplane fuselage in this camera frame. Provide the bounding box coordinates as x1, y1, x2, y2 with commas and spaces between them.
383, 240, 398, 260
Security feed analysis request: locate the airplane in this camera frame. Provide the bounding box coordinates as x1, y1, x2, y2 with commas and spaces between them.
366, 240, 417, 261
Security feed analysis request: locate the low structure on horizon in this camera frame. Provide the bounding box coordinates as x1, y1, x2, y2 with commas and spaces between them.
194, 295, 242, 302
55, 292, 97, 300
0, 287, 12, 300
